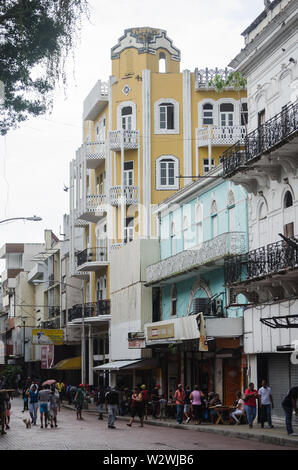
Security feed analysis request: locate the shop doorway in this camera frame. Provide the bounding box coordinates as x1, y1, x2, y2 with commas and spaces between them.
223, 358, 241, 405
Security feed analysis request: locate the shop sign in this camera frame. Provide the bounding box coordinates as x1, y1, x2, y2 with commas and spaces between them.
32, 329, 64, 346
128, 338, 146, 349
41, 345, 54, 369
147, 323, 175, 340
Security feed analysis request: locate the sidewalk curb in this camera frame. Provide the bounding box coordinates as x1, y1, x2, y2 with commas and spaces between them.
61, 404, 298, 448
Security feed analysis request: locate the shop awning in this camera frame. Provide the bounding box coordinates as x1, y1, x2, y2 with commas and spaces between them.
93, 360, 142, 371
53, 356, 81, 370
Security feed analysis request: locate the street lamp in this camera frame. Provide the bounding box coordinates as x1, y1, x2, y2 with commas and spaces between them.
32, 279, 86, 384
0, 216, 42, 224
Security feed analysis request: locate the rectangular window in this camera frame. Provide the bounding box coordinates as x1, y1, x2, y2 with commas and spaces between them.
160, 161, 175, 186
124, 217, 134, 244
203, 158, 215, 174
159, 104, 174, 130
124, 161, 134, 186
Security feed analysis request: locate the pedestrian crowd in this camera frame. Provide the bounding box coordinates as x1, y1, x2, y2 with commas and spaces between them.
0, 375, 298, 436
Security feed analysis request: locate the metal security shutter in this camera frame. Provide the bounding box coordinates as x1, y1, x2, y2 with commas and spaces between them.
268, 354, 290, 418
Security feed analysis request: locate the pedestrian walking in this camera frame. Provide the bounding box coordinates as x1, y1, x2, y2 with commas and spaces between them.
49, 385, 59, 428
244, 382, 258, 428
127, 387, 145, 428
22, 384, 29, 412
281, 385, 298, 436
258, 380, 274, 429
39, 384, 51, 429
56, 381, 64, 410
151, 385, 160, 419
74, 384, 85, 420
96, 386, 105, 420
140, 384, 149, 419
184, 385, 192, 423
29, 384, 39, 425
0, 390, 8, 435
190, 385, 204, 425
174, 384, 186, 424
105, 387, 119, 429
159, 394, 167, 420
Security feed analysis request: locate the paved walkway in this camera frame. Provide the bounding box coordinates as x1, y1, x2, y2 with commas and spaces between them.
0, 398, 294, 450
62, 401, 298, 449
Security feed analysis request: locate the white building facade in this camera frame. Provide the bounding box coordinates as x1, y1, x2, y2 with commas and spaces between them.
223, 0, 298, 417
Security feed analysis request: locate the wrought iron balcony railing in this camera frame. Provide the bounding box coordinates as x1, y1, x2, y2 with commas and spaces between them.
224, 237, 298, 285
77, 247, 108, 267
42, 317, 60, 329
68, 300, 111, 322
223, 100, 298, 176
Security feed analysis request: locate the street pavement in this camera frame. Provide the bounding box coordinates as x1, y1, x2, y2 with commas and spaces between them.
0, 397, 295, 450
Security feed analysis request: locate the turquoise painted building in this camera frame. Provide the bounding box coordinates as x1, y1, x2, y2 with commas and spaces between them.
147, 164, 248, 321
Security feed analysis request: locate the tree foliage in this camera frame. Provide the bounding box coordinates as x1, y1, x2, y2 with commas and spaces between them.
0, 0, 88, 135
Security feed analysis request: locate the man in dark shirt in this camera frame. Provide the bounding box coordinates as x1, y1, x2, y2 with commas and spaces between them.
282, 386, 298, 436
105, 388, 119, 429
0, 390, 8, 435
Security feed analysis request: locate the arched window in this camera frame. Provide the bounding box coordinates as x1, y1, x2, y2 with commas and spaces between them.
154, 99, 179, 134
220, 103, 234, 127
211, 200, 218, 238
227, 190, 235, 232
203, 103, 213, 125
195, 202, 203, 245
170, 221, 177, 255
171, 284, 177, 316
159, 52, 166, 73
156, 156, 179, 190
284, 191, 293, 208
121, 106, 133, 130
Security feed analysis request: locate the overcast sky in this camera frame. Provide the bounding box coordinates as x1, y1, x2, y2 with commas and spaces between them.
0, 0, 265, 270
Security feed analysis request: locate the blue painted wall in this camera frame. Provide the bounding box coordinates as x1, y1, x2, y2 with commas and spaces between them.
159, 179, 248, 319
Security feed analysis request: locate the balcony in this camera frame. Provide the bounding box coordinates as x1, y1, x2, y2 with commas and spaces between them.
68, 300, 111, 323
224, 237, 298, 287
110, 186, 139, 205
109, 130, 139, 151
146, 232, 247, 286
194, 67, 232, 91
70, 259, 89, 280
42, 317, 60, 329
85, 141, 106, 169
76, 247, 108, 272
196, 126, 246, 147
222, 100, 298, 179
83, 80, 109, 121
76, 194, 107, 223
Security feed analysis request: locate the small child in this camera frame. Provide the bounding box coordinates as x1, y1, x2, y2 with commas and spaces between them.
159, 395, 167, 420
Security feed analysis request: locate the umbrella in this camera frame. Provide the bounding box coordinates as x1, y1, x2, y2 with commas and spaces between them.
42, 379, 56, 386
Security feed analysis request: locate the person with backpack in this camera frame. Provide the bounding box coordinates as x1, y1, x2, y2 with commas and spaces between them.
105, 387, 119, 429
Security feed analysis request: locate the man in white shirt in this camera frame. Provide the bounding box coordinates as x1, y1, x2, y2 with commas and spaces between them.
258, 380, 274, 429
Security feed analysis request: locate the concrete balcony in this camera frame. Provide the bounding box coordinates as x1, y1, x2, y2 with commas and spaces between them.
28, 263, 44, 283
109, 130, 139, 151
83, 80, 109, 121
197, 125, 246, 147
76, 247, 109, 273
76, 194, 107, 223
70, 259, 89, 280
85, 141, 106, 169
146, 232, 247, 286
109, 186, 139, 206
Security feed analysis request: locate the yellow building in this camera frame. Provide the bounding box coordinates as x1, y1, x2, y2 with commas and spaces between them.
69, 27, 247, 385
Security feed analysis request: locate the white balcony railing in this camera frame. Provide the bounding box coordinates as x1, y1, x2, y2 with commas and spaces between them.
194, 67, 233, 90
146, 232, 247, 285
109, 130, 139, 151
85, 141, 106, 168
109, 186, 139, 205
86, 194, 107, 213
83, 80, 109, 121
196, 126, 246, 147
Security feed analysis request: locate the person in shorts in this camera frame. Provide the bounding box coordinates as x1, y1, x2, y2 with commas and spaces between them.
39, 385, 51, 428
127, 388, 145, 427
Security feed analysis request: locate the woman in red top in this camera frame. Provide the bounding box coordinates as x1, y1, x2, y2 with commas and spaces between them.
244, 382, 258, 428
